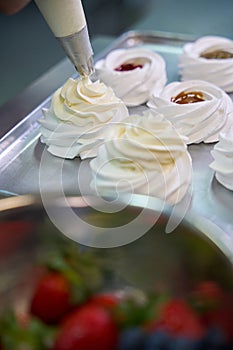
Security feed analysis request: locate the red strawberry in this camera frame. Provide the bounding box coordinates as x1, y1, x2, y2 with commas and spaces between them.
192, 282, 233, 340
88, 293, 120, 310
203, 293, 233, 341
159, 299, 205, 339
53, 304, 118, 350
192, 281, 224, 309
30, 271, 71, 324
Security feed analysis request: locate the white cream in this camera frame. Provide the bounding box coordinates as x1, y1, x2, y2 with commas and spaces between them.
210, 126, 233, 190
39, 77, 129, 159
179, 36, 233, 92
147, 80, 233, 144
90, 110, 192, 205
94, 48, 167, 107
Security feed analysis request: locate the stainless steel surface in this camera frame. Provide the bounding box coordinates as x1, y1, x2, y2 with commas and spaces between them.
58, 27, 94, 76
0, 30, 233, 249
0, 58, 76, 139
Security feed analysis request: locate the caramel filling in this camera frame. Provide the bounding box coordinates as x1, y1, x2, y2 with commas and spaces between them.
171, 91, 205, 104
200, 50, 233, 59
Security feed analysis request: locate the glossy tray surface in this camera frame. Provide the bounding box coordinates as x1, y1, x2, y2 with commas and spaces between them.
0, 31, 232, 247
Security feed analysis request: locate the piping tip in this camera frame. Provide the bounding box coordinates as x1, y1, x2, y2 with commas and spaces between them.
76, 55, 95, 78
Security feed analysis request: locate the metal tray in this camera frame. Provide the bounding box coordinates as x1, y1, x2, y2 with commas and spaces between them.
0, 30, 233, 245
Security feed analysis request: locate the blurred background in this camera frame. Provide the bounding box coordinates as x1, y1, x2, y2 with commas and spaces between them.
0, 0, 233, 107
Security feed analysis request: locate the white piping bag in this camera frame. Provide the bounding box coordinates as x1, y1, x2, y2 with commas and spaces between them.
34, 0, 94, 77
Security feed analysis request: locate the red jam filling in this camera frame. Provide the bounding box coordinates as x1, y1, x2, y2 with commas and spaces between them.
114, 63, 143, 72
171, 91, 205, 104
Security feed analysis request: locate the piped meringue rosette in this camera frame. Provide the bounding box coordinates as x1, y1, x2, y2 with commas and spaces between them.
94, 48, 167, 107
179, 36, 233, 92
210, 125, 233, 190
147, 80, 233, 144
39, 77, 129, 159
90, 110, 192, 205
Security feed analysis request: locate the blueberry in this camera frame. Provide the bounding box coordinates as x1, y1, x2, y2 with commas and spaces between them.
144, 330, 171, 350
196, 327, 232, 350
168, 337, 201, 350
117, 327, 146, 350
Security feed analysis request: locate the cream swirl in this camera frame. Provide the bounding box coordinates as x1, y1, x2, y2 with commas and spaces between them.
39, 77, 129, 159
179, 36, 233, 92
147, 80, 233, 144
90, 110, 192, 205
210, 125, 233, 190
94, 48, 167, 107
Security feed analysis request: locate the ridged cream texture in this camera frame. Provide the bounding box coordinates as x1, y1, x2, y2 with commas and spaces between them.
94, 48, 167, 107
210, 125, 233, 190
179, 36, 233, 92
90, 110, 192, 205
147, 80, 233, 144
39, 77, 129, 159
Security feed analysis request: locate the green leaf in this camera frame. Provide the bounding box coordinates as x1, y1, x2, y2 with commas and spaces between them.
113, 292, 170, 329
0, 311, 56, 350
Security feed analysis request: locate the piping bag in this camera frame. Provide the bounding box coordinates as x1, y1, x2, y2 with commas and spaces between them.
34, 0, 94, 77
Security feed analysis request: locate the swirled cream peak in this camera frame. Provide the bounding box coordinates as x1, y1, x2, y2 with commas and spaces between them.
39, 77, 129, 159
147, 80, 233, 144
90, 109, 192, 205
94, 48, 167, 107
210, 125, 233, 190
179, 36, 233, 92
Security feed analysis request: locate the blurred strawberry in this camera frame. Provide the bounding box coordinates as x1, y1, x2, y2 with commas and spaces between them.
158, 299, 205, 339
88, 293, 120, 310
191, 281, 224, 311
191, 282, 233, 341
203, 293, 233, 341
194, 281, 224, 299
30, 271, 72, 324
53, 304, 118, 350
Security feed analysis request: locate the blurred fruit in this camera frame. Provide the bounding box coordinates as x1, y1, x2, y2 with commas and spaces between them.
88, 293, 120, 310
159, 299, 205, 339
117, 327, 146, 350
204, 302, 233, 341
191, 281, 224, 311
144, 330, 171, 350
30, 272, 71, 324
53, 304, 118, 350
